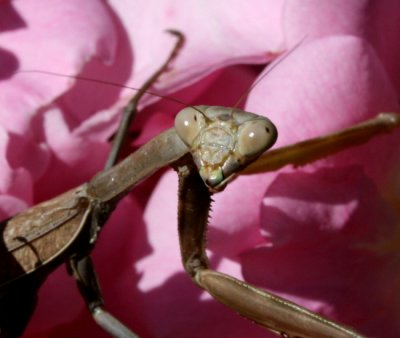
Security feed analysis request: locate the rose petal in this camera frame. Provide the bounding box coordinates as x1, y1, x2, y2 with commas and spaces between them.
246, 35, 400, 184
109, 0, 284, 89
0, 0, 117, 134
283, 0, 400, 92
241, 165, 400, 336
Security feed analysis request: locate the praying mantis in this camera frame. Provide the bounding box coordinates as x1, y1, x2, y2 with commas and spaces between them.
1, 31, 400, 338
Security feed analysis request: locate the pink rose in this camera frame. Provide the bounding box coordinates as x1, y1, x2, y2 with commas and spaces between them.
1, 1, 400, 337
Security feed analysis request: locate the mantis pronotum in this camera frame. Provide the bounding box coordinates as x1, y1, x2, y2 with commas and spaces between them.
1, 31, 399, 338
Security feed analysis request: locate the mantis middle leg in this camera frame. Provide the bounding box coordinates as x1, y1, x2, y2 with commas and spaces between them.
67, 30, 184, 338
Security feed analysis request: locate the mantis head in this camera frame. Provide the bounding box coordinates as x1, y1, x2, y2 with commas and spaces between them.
175, 106, 278, 192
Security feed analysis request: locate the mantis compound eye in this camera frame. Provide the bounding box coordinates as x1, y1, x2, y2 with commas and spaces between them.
175, 107, 206, 146
237, 118, 278, 157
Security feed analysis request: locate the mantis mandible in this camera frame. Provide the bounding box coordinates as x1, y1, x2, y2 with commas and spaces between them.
1, 31, 400, 338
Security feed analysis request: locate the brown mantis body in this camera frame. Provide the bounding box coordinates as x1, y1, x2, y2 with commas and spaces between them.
1, 31, 400, 338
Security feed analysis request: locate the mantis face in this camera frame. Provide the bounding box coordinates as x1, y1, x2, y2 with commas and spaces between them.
175, 106, 278, 192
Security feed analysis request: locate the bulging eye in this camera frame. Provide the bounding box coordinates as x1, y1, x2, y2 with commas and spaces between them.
174, 107, 205, 146
237, 118, 277, 157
